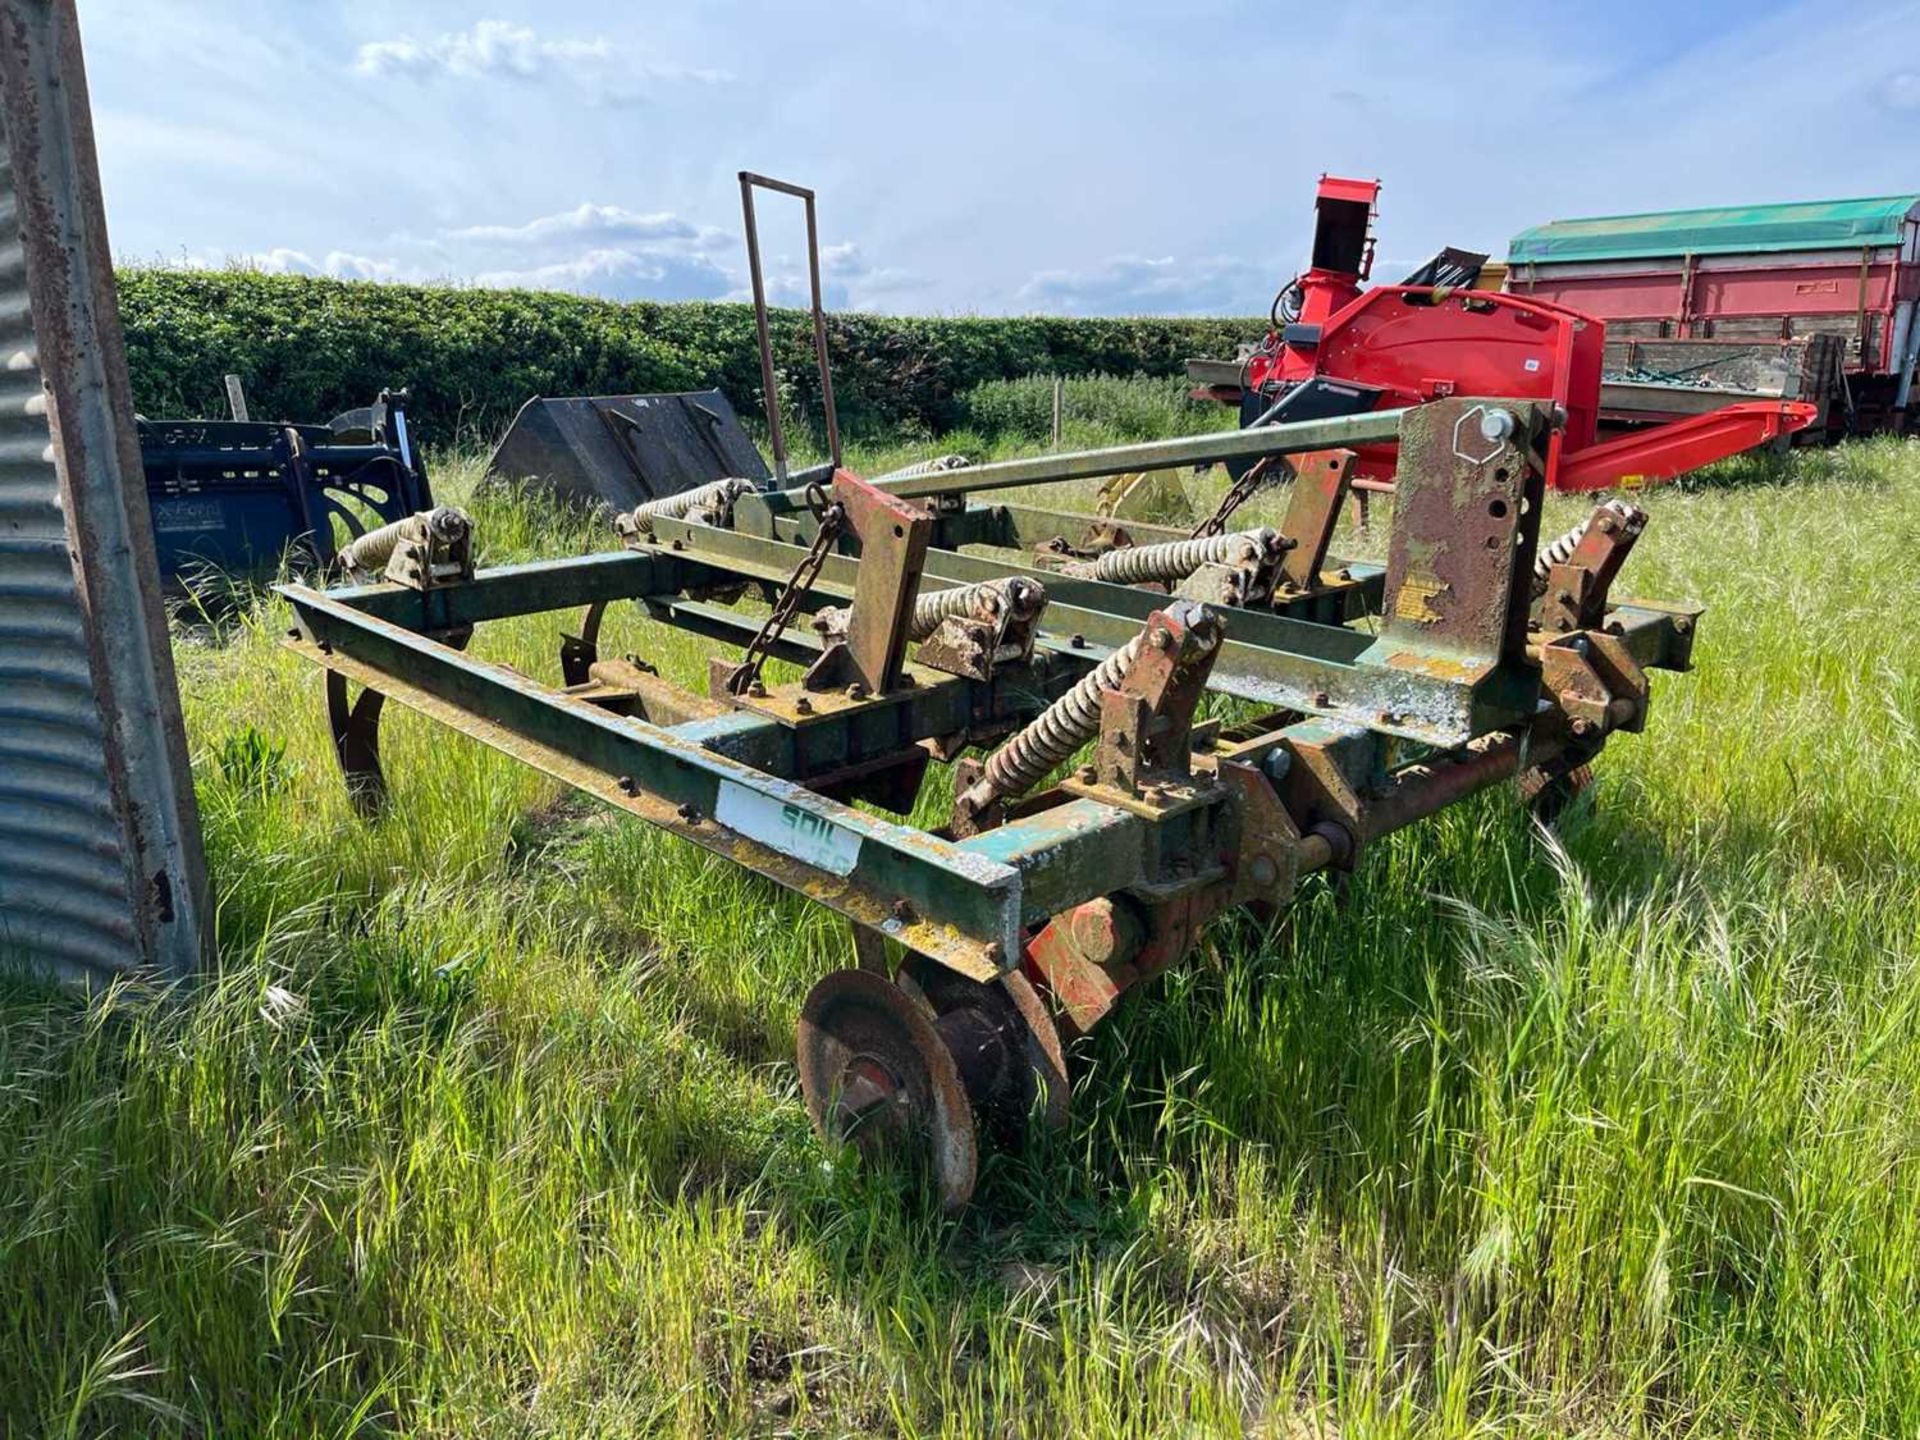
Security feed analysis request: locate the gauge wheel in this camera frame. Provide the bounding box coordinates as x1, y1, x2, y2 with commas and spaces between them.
900, 956, 1070, 1149
796, 968, 978, 1213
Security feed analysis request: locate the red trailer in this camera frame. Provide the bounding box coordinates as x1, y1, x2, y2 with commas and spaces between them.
1507, 196, 1920, 433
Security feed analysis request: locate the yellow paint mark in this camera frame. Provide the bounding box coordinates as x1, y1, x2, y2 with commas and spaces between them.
1395, 570, 1449, 624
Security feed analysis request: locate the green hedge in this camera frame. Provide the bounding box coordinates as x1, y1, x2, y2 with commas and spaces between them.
960, 373, 1222, 444
114, 269, 1258, 449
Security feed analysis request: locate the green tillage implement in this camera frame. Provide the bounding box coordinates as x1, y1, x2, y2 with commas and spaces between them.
279, 397, 1699, 1212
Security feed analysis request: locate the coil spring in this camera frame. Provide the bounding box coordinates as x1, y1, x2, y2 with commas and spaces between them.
817, 576, 1046, 644
341, 506, 470, 580
967, 630, 1147, 806
1532, 499, 1642, 594
910, 576, 1044, 639
614, 477, 755, 536
872, 453, 972, 482
1089, 528, 1280, 584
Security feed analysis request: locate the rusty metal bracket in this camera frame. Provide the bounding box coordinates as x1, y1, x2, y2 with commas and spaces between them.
913, 577, 1047, 683
1092, 605, 1222, 797
1274, 449, 1356, 595
1217, 760, 1304, 913
1033, 519, 1135, 566
1024, 895, 1145, 1038
802, 470, 933, 697
1538, 631, 1649, 739
1534, 501, 1647, 635
1357, 399, 1551, 737
1378, 401, 1544, 657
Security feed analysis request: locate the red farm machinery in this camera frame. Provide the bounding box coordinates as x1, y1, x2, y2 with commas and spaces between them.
1188, 176, 1819, 499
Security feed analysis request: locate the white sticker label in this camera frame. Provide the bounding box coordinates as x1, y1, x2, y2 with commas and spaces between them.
715, 779, 863, 876
1523, 358, 1542, 373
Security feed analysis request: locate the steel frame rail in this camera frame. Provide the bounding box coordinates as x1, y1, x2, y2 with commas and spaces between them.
278, 398, 1697, 984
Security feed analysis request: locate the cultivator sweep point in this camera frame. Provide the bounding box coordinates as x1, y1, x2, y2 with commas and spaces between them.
278, 389, 1701, 1207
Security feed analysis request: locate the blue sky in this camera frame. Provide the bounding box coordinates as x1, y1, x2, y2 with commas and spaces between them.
82, 0, 1920, 315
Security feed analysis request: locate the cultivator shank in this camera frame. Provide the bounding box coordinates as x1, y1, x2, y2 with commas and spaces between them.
279, 395, 1698, 1210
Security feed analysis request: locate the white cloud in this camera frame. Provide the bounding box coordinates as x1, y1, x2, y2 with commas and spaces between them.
243, 248, 411, 283
743, 241, 923, 313
353, 20, 609, 80
451, 201, 742, 302
203, 216, 928, 310
1881, 71, 1920, 110
473, 246, 734, 303
350, 20, 731, 106
448, 204, 706, 249
1017, 254, 1269, 316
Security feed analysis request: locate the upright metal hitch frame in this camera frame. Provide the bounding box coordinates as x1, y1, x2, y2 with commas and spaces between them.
739, 171, 841, 482
277, 396, 1702, 1211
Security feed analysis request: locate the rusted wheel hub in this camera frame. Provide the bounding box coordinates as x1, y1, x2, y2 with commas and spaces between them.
900, 957, 1070, 1148
797, 968, 978, 1212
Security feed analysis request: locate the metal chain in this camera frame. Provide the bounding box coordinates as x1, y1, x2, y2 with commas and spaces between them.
730, 484, 844, 694
1191, 455, 1278, 539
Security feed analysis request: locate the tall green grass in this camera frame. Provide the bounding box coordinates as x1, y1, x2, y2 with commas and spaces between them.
0, 425, 1916, 1436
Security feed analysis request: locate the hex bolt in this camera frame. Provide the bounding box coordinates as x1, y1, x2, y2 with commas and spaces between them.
847, 682, 869, 700
1570, 718, 1596, 739
676, 802, 701, 823
1597, 515, 1618, 535
891, 899, 914, 923
794, 696, 814, 715
316, 640, 333, 655
1337, 568, 1353, 582
1078, 764, 1098, 783
616, 775, 638, 796
982, 941, 1005, 965
1312, 690, 1330, 707
1249, 854, 1279, 888
1478, 407, 1516, 444
1673, 616, 1694, 636
1070, 634, 1087, 649
1556, 618, 1573, 632
1149, 628, 1173, 651
286, 627, 301, 640
1556, 589, 1574, 605
747, 679, 768, 698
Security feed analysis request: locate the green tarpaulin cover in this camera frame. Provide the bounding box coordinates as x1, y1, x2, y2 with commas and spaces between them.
1509, 195, 1920, 265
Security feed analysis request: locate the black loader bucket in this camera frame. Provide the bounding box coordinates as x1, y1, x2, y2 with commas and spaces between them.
485, 390, 769, 512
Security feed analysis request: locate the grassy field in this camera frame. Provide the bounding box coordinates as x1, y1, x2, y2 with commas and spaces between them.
1, 417, 1917, 1437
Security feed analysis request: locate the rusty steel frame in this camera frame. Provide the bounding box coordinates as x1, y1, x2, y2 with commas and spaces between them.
278, 395, 1703, 1206
279, 398, 1698, 999
738, 171, 841, 481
